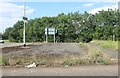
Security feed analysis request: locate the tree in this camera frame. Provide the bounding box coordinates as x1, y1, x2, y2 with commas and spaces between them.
3, 9, 119, 42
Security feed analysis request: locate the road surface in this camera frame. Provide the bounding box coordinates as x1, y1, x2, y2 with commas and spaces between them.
2, 65, 118, 76
0, 43, 23, 48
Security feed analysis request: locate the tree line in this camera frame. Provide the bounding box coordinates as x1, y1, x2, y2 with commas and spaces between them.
2, 9, 120, 43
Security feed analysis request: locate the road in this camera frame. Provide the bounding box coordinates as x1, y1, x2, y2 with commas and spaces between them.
0, 43, 23, 48
2, 65, 118, 76
0, 43, 41, 48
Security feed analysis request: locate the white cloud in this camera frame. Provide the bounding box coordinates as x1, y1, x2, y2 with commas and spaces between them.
0, 2, 35, 32
83, 3, 94, 7
89, 4, 118, 14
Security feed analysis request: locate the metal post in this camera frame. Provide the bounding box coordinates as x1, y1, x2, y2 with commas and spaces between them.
23, 0, 26, 47
46, 34, 48, 43
113, 29, 115, 41
54, 29, 55, 43
23, 21, 26, 46
54, 33, 55, 43
45, 28, 48, 43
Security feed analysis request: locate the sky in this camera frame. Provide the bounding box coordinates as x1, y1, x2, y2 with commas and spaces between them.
0, 0, 118, 33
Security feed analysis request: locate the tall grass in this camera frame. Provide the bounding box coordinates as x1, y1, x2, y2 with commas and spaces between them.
0, 57, 9, 65
92, 40, 118, 50
79, 43, 116, 65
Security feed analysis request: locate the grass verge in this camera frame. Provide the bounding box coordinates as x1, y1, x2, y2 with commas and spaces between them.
91, 40, 118, 51
2, 50, 117, 67
79, 43, 117, 65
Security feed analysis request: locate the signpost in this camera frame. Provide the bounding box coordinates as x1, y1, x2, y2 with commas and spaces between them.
45, 28, 57, 43
23, 0, 27, 47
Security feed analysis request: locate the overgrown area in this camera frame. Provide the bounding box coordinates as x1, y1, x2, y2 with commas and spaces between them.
1, 53, 116, 67
79, 42, 118, 65
91, 40, 118, 51
2, 9, 120, 43
1, 42, 118, 67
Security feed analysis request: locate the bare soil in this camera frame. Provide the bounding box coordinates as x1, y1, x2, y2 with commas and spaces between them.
2, 43, 88, 67
2, 43, 86, 56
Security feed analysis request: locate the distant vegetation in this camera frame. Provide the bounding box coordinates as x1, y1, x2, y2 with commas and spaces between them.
2, 9, 120, 43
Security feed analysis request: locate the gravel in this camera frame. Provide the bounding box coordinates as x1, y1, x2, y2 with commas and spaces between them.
2, 43, 87, 57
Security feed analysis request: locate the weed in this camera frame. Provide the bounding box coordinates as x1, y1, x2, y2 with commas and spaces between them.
40, 60, 48, 65
96, 58, 112, 65
79, 58, 90, 64
1, 57, 9, 65
63, 59, 77, 66
32, 54, 37, 63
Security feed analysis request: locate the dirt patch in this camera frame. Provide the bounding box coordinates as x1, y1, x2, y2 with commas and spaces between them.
2, 43, 86, 56
2, 46, 30, 54
2, 43, 87, 67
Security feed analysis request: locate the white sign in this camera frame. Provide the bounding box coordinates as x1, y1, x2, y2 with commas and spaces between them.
48, 32, 55, 35
45, 28, 56, 35
48, 28, 55, 32
45, 28, 57, 43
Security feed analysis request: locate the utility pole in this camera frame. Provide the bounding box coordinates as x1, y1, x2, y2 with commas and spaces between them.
45, 28, 48, 43
23, 0, 27, 47
46, 34, 48, 43
112, 8, 117, 41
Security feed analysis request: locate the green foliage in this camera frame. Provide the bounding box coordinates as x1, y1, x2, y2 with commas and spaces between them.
3, 9, 119, 43
63, 59, 77, 66
40, 60, 48, 65
1, 57, 9, 65
0, 58, 2, 65
78, 58, 90, 64
96, 58, 112, 65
